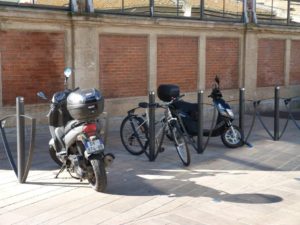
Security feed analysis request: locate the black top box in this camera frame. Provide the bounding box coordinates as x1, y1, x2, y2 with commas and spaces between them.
67, 88, 104, 121
157, 84, 180, 102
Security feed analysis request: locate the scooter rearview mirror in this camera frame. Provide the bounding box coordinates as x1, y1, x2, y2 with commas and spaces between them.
37, 91, 47, 100
64, 67, 72, 78
215, 75, 220, 85
1, 120, 6, 128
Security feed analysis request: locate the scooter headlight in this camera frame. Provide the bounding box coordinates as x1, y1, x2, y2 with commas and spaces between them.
226, 109, 234, 119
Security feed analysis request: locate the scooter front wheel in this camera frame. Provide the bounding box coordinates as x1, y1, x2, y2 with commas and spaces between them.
49, 146, 63, 167
221, 125, 244, 148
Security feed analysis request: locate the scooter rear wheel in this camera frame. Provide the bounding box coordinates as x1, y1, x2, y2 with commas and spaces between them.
88, 158, 107, 192
221, 125, 244, 148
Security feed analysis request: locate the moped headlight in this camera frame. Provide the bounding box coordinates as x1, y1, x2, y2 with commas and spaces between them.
226, 109, 234, 118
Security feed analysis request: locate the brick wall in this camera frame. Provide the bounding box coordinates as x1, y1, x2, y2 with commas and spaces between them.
157, 36, 198, 93
99, 35, 148, 98
206, 37, 239, 89
0, 31, 65, 106
257, 39, 285, 87
290, 40, 300, 85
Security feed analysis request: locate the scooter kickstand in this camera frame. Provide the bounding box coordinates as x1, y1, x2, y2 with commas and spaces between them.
55, 165, 66, 179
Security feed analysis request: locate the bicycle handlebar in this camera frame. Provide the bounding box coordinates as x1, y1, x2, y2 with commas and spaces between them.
135, 94, 185, 111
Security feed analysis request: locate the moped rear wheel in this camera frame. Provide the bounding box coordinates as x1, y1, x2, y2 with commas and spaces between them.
221, 125, 244, 148
88, 158, 107, 192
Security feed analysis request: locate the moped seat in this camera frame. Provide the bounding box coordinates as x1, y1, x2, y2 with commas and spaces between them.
172, 101, 198, 115
64, 120, 79, 134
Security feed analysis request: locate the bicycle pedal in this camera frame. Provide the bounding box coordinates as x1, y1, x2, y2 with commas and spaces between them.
159, 147, 165, 153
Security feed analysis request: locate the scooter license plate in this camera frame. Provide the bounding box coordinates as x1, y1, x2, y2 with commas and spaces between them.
86, 139, 104, 154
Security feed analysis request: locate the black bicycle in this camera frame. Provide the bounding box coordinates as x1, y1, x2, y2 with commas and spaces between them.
120, 96, 191, 166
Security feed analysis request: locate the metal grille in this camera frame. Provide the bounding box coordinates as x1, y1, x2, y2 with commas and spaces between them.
16, 0, 70, 7
204, 0, 243, 21
256, 0, 300, 25
94, 0, 150, 14
154, 0, 201, 18
0, 0, 299, 26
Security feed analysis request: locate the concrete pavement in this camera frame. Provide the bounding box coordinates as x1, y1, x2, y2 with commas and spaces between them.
0, 116, 299, 225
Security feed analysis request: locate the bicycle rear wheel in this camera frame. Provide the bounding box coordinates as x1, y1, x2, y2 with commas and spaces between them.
120, 115, 148, 155
170, 122, 191, 166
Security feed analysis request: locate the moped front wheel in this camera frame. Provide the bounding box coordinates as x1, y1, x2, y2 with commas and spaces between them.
221, 125, 244, 148
88, 158, 107, 192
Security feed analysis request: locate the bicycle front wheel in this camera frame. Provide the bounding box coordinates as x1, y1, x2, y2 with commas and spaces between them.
170, 122, 191, 166
120, 115, 148, 155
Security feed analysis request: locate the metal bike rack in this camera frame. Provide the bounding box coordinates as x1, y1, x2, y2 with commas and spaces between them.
195, 90, 218, 154
238, 88, 254, 147
0, 97, 36, 183
252, 87, 289, 141
144, 86, 298, 160
148, 91, 156, 161
239, 88, 245, 132
284, 97, 300, 130
274, 86, 280, 140
197, 90, 204, 154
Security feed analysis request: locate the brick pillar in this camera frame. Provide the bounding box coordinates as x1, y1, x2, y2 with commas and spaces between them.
73, 26, 99, 89
285, 39, 291, 86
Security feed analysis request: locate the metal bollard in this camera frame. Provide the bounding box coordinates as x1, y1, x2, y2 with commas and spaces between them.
239, 88, 245, 133
148, 91, 156, 161
197, 90, 204, 154
274, 86, 280, 141
16, 97, 25, 183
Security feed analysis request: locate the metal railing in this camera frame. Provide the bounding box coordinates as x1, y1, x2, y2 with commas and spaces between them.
146, 86, 300, 161
256, 0, 300, 26
0, 1, 299, 27
0, 97, 36, 183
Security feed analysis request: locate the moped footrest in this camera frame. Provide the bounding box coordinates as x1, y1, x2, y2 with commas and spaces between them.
57, 150, 67, 156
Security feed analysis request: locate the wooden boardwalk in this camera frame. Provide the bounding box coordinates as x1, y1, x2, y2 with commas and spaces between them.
1, 117, 300, 225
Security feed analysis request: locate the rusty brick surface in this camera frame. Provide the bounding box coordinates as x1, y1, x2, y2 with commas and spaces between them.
0, 31, 65, 106
99, 35, 148, 98
290, 40, 300, 85
206, 37, 240, 90
157, 36, 198, 93
257, 39, 285, 87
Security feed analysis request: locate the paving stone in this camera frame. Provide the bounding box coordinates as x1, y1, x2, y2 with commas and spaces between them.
0, 116, 299, 224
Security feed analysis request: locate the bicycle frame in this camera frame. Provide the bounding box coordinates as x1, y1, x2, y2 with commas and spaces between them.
121, 94, 191, 166
126, 102, 179, 158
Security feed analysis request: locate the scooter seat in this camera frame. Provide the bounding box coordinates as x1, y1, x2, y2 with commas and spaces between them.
172, 101, 199, 136
172, 101, 198, 115
64, 120, 80, 134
